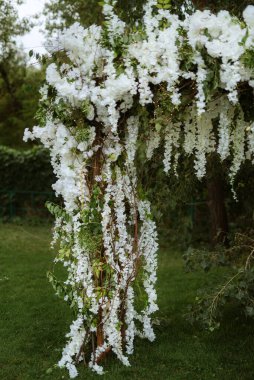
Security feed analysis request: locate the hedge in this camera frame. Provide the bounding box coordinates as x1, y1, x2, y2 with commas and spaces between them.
0, 145, 55, 218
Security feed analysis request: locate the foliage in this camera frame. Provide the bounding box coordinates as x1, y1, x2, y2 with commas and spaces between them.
0, 145, 54, 192
183, 245, 228, 272
0, 0, 43, 148
43, 0, 252, 35
192, 0, 254, 16
0, 66, 44, 148
0, 0, 30, 48
0, 145, 55, 218
185, 233, 254, 331
44, 0, 102, 31
44, 0, 151, 33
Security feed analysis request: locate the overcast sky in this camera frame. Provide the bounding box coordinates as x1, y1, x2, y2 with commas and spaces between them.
17, 0, 47, 55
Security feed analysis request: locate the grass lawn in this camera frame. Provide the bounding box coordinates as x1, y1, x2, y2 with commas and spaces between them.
0, 224, 254, 380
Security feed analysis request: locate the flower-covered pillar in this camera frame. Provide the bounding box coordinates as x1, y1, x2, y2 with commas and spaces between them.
24, 3, 159, 375
78, 113, 159, 370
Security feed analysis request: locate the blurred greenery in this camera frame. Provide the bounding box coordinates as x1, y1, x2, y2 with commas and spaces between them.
43, 0, 254, 35
0, 146, 55, 219
0, 145, 54, 192
0, 0, 43, 148
0, 65, 44, 148
192, 0, 254, 15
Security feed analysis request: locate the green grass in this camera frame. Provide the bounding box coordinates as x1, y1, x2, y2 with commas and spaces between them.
0, 224, 254, 380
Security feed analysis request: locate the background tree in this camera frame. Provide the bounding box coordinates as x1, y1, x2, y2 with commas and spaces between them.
192, 0, 254, 15
44, 0, 148, 33
0, 0, 43, 148
44, 0, 254, 33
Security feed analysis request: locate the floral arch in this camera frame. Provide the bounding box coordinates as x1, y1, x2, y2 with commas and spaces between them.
24, 1, 254, 377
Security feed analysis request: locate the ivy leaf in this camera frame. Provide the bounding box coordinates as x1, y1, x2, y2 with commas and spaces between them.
246, 306, 254, 317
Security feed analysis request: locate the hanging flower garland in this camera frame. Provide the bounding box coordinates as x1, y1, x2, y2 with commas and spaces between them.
24, 1, 254, 377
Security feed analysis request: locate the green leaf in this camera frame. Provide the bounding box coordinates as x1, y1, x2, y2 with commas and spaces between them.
246, 306, 254, 317
155, 122, 162, 132
46, 367, 53, 375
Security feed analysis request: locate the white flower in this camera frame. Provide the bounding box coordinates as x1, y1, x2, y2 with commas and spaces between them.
243, 5, 254, 28
23, 128, 34, 142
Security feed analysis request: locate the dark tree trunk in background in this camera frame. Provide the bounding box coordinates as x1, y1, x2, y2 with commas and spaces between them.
192, 0, 229, 246
206, 157, 229, 247
192, 0, 206, 10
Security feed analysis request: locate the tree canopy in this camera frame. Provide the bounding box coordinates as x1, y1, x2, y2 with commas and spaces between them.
0, 0, 43, 148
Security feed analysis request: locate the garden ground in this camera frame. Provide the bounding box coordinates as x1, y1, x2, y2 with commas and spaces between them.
0, 224, 254, 380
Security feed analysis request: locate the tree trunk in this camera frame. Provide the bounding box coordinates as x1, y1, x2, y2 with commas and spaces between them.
192, 0, 206, 10
206, 157, 229, 246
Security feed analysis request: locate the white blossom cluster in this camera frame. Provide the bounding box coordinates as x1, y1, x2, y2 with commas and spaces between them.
163, 97, 254, 183
24, 1, 254, 377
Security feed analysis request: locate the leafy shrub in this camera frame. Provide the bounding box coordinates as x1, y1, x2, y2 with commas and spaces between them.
185, 233, 254, 330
